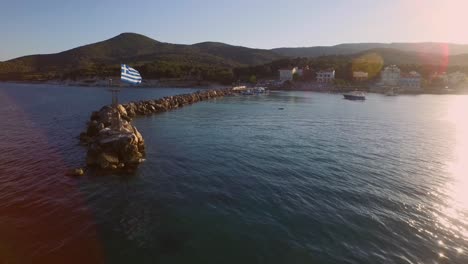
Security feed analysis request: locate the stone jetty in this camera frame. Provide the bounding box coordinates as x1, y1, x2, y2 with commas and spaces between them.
80, 88, 234, 171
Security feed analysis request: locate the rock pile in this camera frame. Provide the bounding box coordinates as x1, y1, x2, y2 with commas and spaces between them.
121, 88, 234, 117
80, 88, 234, 170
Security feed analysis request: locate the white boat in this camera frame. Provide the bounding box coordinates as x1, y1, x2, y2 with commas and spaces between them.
232, 85, 247, 91
241, 89, 254, 95
253, 87, 266, 94
343, 91, 366, 100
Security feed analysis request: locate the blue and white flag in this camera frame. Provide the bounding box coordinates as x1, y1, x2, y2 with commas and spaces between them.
121, 64, 142, 85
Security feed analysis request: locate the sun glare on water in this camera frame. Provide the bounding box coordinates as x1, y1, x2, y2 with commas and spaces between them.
436, 96, 468, 245
446, 96, 468, 209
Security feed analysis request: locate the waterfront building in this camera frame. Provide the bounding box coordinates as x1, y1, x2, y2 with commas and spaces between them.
399, 71, 422, 92
445, 71, 467, 85
279, 67, 303, 82
431, 72, 446, 80
316, 69, 335, 83
353, 71, 369, 81
381, 65, 401, 86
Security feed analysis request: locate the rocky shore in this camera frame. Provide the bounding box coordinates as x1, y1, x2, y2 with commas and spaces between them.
79, 88, 234, 171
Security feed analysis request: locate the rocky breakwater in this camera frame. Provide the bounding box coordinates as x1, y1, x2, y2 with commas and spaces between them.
80, 88, 234, 171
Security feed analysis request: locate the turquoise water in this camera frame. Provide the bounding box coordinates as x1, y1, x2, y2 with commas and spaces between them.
1, 83, 467, 263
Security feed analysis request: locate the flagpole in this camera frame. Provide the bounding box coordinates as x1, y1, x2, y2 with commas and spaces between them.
108, 67, 122, 131
109, 72, 120, 107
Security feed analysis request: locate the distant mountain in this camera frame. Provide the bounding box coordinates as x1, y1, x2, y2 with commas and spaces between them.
272, 43, 468, 58
0, 33, 283, 78
347, 48, 468, 66
193, 42, 284, 66
447, 54, 468, 66
2, 34, 468, 83
351, 48, 445, 65
270, 46, 468, 67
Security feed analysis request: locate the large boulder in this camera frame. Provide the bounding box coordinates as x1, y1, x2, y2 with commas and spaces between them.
67, 168, 84, 177
120, 144, 144, 164
125, 102, 137, 117
97, 152, 120, 169
116, 104, 128, 117
86, 120, 100, 137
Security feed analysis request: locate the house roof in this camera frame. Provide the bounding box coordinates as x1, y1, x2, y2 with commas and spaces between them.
401, 71, 421, 78
317, 68, 335, 73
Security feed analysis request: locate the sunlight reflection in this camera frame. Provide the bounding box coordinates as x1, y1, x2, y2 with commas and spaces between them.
439, 96, 468, 240
446, 96, 468, 210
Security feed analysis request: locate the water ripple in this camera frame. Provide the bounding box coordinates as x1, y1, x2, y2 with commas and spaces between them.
1, 85, 468, 263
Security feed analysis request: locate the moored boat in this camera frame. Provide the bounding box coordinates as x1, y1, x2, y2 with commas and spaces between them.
241, 89, 254, 95
232, 85, 247, 91
253, 87, 266, 94
343, 91, 366, 100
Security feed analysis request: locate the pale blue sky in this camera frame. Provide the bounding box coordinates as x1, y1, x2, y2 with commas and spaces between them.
1, 0, 468, 61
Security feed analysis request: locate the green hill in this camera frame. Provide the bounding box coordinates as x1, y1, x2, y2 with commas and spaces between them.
0, 33, 283, 81
272, 42, 468, 58
2, 34, 468, 83
351, 48, 445, 65
348, 48, 468, 66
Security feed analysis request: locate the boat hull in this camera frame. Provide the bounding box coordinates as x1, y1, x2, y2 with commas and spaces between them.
343, 94, 365, 100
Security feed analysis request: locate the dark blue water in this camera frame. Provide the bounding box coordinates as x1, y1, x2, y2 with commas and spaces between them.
1, 83, 467, 263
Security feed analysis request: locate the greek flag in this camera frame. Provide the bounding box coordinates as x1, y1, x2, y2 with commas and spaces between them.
121, 64, 142, 85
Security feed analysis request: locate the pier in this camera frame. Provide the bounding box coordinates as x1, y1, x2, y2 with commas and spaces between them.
80, 88, 235, 171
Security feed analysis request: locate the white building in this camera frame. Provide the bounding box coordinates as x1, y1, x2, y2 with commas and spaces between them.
399, 71, 422, 92
316, 69, 335, 83
381, 65, 401, 86
445, 71, 467, 85
279, 67, 303, 82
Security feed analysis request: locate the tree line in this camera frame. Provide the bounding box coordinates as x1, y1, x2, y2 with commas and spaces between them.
2, 55, 468, 85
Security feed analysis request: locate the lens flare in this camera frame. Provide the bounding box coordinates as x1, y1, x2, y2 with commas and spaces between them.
351, 52, 384, 79
0, 90, 104, 263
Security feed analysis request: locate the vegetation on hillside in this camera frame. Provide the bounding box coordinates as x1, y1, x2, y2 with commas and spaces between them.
1, 33, 468, 85
272, 43, 468, 58
0, 33, 281, 83
233, 49, 468, 83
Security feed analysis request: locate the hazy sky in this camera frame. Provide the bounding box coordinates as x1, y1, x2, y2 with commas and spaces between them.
1, 0, 468, 61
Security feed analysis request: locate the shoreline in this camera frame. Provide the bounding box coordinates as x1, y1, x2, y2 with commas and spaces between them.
270, 88, 468, 95
269, 86, 468, 95
2, 80, 467, 95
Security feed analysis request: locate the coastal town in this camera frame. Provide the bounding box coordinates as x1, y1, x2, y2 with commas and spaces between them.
273, 65, 468, 94
4, 1, 468, 263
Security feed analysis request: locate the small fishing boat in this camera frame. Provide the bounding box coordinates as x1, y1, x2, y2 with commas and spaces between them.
343, 91, 366, 100
232, 85, 247, 91
253, 87, 266, 94
241, 89, 254, 95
